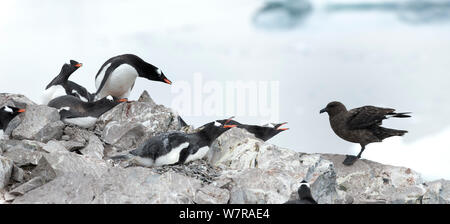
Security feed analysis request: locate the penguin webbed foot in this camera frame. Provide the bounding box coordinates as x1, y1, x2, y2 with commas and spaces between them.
343, 155, 359, 166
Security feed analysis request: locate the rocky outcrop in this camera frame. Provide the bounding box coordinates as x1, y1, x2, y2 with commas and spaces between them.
0, 92, 449, 204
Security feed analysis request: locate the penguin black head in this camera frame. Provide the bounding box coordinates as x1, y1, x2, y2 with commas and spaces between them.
0, 106, 26, 130
125, 54, 172, 85
215, 119, 289, 141
197, 117, 237, 144
69, 60, 83, 68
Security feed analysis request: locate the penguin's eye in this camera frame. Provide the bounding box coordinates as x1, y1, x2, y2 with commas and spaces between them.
156, 68, 162, 76
106, 96, 113, 101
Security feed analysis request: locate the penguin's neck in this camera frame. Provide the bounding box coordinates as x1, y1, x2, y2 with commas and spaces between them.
195, 130, 215, 147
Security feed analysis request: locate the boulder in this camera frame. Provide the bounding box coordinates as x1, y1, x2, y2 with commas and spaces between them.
96, 91, 185, 151
422, 179, 450, 204
321, 154, 426, 204
0, 156, 14, 189
11, 105, 64, 143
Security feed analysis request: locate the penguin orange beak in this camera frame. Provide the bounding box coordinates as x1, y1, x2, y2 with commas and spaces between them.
223, 125, 237, 128
164, 78, 172, 85
118, 98, 128, 103
277, 122, 289, 131
75, 63, 82, 68
18, 109, 26, 113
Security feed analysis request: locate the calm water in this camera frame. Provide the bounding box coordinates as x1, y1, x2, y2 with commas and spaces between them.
1, 0, 449, 180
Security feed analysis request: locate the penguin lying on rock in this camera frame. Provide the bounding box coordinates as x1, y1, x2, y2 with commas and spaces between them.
110, 119, 237, 167
216, 118, 289, 141
48, 95, 126, 128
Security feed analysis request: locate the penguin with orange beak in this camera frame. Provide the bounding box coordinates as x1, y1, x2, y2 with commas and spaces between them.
94, 54, 172, 101
216, 118, 289, 141
113, 118, 237, 167
42, 60, 95, 104
0, 105, 25, 131
48, 95, 127, 129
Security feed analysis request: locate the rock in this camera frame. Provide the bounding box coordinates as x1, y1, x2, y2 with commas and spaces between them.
0, 93, 36, 108
137, 90, 157, 106
322, 154, 426, 204
43, 152, 108, 178
1, 140, 44, 166
92, 169, 202, 204
11, 105, 64, 142
61, 141, 86, 152
206, 128, 260, 168
11, 165, 24, 183
80, 135, 104, 160
0, 156, 14, 189
96, 91, 184, 150
8, 157, 56, 197
101, 121, 145, 150
194, 185, 230, 204
422, 179, 450, 204
13, 174, 97, 204
42, 140, 68, 154
207, 128, 337, 204
35, 121, 65, 143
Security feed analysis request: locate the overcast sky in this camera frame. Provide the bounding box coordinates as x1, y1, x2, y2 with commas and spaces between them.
1, 0, 449, 181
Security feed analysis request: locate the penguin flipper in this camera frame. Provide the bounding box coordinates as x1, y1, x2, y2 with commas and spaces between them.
95, 64, 118, 95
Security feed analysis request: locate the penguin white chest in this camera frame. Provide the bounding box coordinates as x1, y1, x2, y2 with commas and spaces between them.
41, 85, 66, 105
63, 116, 98, 128
185, 146, 210, 163
154, 142, 190, 166
97, 64, 138, 99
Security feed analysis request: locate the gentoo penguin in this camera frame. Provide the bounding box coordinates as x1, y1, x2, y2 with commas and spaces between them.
48, 95, 126, 128
0, 106, 25, 132
216, 119, 289, 141
284, 180, 317, 204
94, 54, 172, 100
42, 60, 94, 104
320, 101, 411, 166
116, 120, 237, 167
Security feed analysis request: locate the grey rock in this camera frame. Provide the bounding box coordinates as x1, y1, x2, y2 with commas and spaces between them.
80, 135, 104, 160
194, 185, 230, 204
11, 105, 63, 142
0, 93, 36, 108
0, 156, 14, 189
35, 120, 65, 143
137, 90, 157, 106
322, 154, 425, 204
43, 152, 109, 178
1, 140, 44, 166
101, 121, 146, 150
9, 157, 57, 197
3, 115, 23, 137
61, 141, 86, 152
11, 165, 24, 183
42, 140, 68, 154
13, 174, 97, 204
422, 179, 450, 204
96, 91, 184, 150
208, 128, 337, 204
